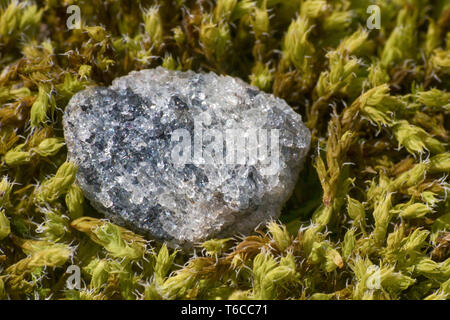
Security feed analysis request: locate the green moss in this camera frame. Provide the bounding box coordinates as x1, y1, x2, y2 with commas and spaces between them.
0, 0, 449, 300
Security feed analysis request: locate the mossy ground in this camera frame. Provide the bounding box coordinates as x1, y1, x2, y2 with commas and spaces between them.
0, 0, 449, 300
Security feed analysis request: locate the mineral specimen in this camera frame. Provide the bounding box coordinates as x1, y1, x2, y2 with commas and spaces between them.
63, 67, 310, 249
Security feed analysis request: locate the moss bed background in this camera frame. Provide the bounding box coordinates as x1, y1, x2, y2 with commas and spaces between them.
0, 0, 449, 300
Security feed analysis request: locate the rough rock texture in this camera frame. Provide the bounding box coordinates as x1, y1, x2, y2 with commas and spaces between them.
63, 67, 310, 249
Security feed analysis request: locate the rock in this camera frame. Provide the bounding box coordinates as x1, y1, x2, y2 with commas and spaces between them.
63, 67, 310, 249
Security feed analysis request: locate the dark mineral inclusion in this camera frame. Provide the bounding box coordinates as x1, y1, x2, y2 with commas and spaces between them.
63, 67, 310, 249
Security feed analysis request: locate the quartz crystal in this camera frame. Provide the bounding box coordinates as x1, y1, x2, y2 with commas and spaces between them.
63, 67, 311, 249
